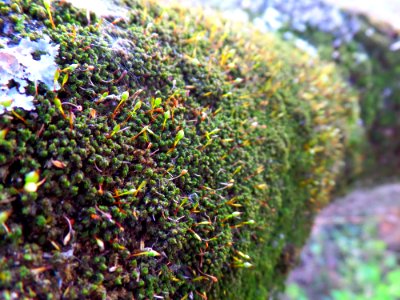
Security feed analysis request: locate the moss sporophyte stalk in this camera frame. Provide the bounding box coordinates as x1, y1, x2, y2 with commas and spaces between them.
0, 0, 360, 299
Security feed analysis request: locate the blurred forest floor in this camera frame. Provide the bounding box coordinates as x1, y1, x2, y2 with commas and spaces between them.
285, 184, 400, 299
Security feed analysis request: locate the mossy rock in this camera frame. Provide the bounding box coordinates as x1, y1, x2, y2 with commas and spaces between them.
0, 0, 359, 299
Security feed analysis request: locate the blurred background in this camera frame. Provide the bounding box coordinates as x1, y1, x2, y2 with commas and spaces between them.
175, 0, 400, 299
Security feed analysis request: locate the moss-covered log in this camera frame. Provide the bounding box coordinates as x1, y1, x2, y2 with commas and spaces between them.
0, 0, 359, 299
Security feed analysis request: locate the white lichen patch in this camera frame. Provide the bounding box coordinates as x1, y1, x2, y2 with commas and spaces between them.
0, 35, 60, 114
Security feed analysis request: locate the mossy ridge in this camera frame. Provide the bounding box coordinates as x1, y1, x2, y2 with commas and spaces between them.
281, 13, 400, 177
0, 0, 357, 299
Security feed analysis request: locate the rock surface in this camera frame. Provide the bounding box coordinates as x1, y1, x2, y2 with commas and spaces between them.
324, 0, 400, 31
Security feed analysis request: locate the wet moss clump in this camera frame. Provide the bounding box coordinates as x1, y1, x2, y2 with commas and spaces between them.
0, 0, 359, 299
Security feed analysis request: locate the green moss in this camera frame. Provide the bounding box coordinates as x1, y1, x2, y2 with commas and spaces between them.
283, 15, 400, 178
0, 0, 359, 299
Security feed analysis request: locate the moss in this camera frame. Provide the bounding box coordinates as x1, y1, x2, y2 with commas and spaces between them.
280, 13, 400, 178
0, 0, 359, 299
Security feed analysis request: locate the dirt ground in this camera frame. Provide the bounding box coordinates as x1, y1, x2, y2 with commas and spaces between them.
312, 184, 400, 251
